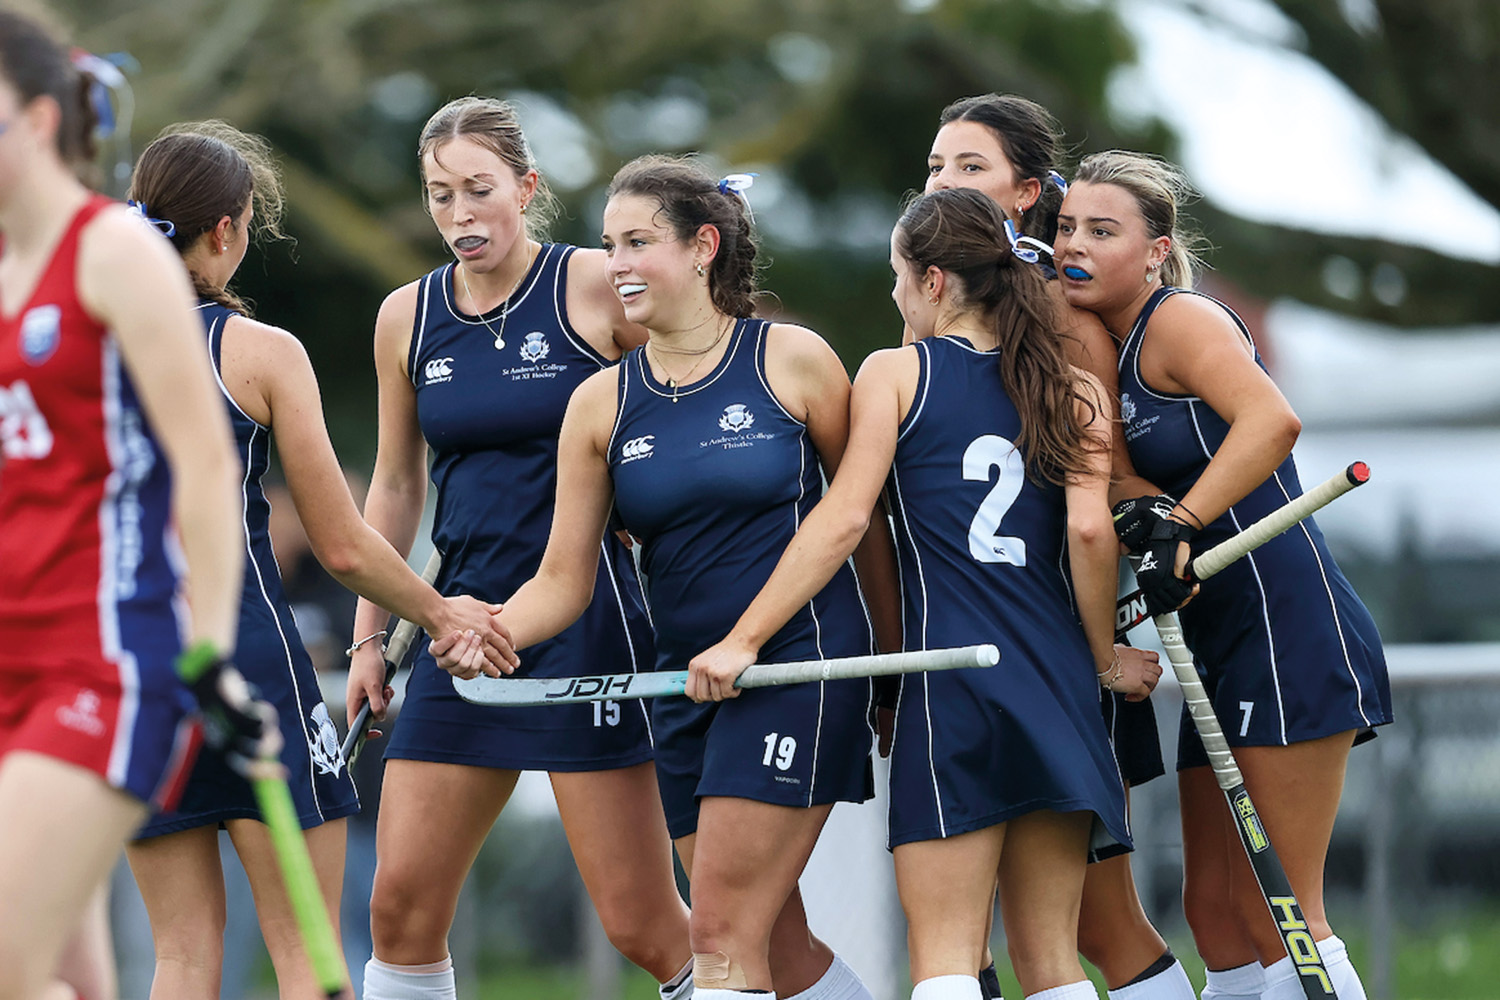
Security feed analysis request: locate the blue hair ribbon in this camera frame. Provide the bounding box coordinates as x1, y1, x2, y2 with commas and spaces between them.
1047, 169, 1069, 195
126, 200, 176, 238
717, 172, 757, 222
70, 49, 126, 140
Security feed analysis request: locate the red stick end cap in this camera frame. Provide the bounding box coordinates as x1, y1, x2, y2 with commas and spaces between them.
1348, 461, 1371, 484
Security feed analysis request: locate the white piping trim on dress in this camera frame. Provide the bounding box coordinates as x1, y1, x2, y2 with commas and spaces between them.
1190, 401, 1286, 744
240, 423, 328, 816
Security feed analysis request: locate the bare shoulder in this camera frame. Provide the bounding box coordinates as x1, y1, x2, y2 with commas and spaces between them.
76, 207, 192, 319
222, 313, 310, 368
564, 246, 637, 355
765, 321, 842, 371
372, 278, 424, 376
1150, 290, 1249, 347
854, 344, 917, 384
568, 365, 620, 418
375, 279, 422, 332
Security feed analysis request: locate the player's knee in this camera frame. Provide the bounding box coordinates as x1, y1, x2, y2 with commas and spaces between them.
692, 950, 751, 990
368, 875, 449, 951
688, 906, 735, 955
1075, 913, 1111, 966
598, 912, 672, 973
1183, 881, 1246, 951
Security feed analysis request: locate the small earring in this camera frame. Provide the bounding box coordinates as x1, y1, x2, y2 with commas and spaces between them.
1015, 204, 1027, 215
928, 295, 940, 306
221, 244, 228, 253
520, 202, 528, 214
696, 262, 706, 278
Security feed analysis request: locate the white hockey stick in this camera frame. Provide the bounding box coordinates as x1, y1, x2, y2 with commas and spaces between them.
1116, 462, 1369, 638
452, 644, 1000, 707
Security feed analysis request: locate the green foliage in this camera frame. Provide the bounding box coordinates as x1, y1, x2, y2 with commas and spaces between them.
52, 0, 1500, 458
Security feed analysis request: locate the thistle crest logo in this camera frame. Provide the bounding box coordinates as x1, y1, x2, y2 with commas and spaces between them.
719, 403, 755, 433
308, 703, 344, 776
519, 331, 550, 363
1119, 392, 1137, 424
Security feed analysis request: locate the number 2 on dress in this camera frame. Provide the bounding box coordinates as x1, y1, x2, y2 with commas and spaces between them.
963, 435, 1027, 566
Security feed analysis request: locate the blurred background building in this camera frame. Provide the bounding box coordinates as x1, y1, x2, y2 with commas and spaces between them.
54, 0, 1499, 995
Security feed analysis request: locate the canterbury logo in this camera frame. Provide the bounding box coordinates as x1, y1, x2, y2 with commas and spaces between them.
424, 357, 455, 383
619, 435, 655, 463
0, 379, 55, 460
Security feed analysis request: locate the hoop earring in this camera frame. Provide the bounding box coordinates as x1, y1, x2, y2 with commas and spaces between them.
696, 262, 706, 278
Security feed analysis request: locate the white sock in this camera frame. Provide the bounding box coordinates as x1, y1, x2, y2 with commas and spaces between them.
1201, 962, 1264, 1000
1025, 982, 1099, 1000
912, 975, 984, 1000
784, 954, 873, 1000
1257, 956, 1301, 1000
362, 954, 457, 1000
694, 991, 775, 999
1108, 958, 1195, 1000
662, 958, 696, 1000
1313, 935, 1367, 1000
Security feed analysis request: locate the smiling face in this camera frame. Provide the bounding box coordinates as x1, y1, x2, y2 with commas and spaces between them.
1053, 180, 1169, 317
925, 120, 1035, 217
602, 192, 711, 331
422, 136, 536, 273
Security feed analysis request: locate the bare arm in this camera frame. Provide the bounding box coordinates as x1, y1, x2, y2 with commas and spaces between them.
1051, 285, 1158, 503
345, 284, 434, 725
220, 316, 514, 664
1140, 294, 1301, 528
1064, 372, 1126, 673
78, 209, 242, 653
685, 329, 906, 702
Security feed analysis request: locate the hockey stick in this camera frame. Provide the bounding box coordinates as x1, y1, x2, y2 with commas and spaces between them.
1155, 611, 1336, 998
1132, 466, 1371, 1000
340, 550, 442, 770
249, 769, 347, 998
177, 642, 347, 998
452, 644, 999, 707
1115, 463, 1369, 640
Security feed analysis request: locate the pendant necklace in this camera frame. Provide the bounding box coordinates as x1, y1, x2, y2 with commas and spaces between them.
459, 247, 535, 351
648, 320, 731, 402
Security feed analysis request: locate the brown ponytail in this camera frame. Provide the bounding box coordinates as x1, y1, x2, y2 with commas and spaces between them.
895, 187, 1102, 485
129, 122, 287, 316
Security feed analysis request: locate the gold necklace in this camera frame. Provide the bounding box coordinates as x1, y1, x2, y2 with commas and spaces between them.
459, 248, 535, 351
648, 320, 731, 402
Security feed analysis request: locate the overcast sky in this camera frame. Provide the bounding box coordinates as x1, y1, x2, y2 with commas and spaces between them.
1112, 0, 1500, 264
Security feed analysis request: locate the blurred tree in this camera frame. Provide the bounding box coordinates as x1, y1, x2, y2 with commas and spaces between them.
56, 0, 1497, 457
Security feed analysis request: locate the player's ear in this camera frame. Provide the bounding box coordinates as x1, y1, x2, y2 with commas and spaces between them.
693, 223, 722, 270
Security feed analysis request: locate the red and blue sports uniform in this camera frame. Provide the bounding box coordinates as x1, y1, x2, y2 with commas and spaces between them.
0, 196, 199, 809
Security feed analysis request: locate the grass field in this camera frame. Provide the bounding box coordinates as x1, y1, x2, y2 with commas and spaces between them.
472, 907, 1500, 999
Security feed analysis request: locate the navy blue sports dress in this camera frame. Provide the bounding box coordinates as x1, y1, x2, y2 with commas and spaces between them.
1116, 288, 1392, 769
138, 303, 359, 836
884, 336, 1130, 855
608, 319, 875, 839
388, 246, 655, 771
